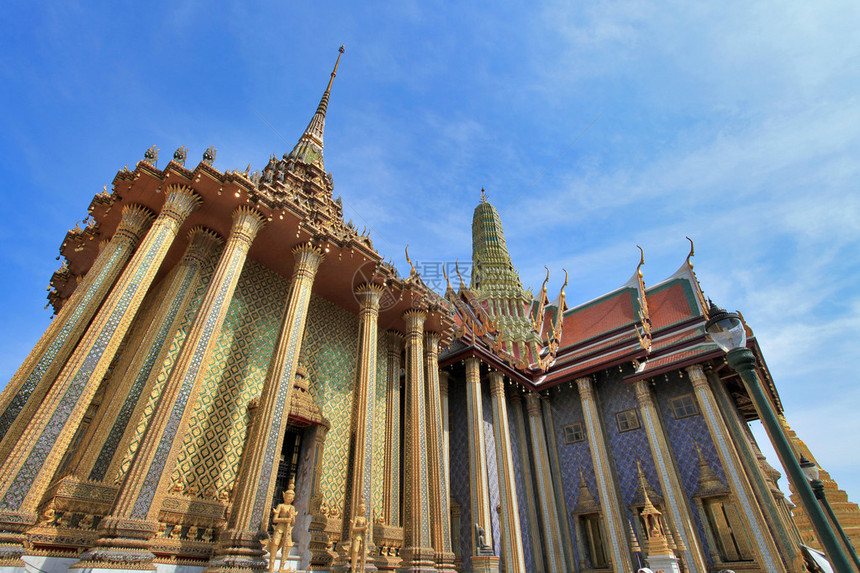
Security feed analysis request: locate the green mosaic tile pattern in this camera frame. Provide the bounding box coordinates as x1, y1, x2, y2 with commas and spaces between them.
302, 295, 358, 509
170, 260, 289, 498
112, 256, 215, 484
371, 330, 388, 517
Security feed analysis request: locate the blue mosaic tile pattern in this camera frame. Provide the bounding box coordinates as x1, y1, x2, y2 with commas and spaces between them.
593, 374, 662, 508
547, 384, 598, 567
654, 371, 727, 568
506, 398, 535, 573
448, 378, 472, 572
481, 389, 502, 567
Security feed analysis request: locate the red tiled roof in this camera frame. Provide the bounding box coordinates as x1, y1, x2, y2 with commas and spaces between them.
560, 290, 637, 348
647, 282, 697, 329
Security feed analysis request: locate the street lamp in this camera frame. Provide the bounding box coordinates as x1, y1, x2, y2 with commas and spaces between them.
704, 301, 855, 573
800, 455, 860, 571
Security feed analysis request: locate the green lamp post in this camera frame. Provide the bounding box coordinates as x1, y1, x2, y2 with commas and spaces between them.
704, 301, 856, 573
800, 455, 860, 571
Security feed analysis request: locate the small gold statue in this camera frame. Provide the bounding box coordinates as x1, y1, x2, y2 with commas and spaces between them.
349, 503, 369, 573
267, 481, 298, 572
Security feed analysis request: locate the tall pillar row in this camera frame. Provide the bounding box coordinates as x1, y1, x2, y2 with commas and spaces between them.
706, 368, 802, 567
488, 373, 525, 572
66, 226, 223, 482
0, 185, 201, 546
633, 379, 709, 573
424, 333, 456, 573
0, 204, 153, 457
465, 357, 498, 573
382, 332, 403, 528
686, 365, 788, 573
575, 376, 634, 572
509, 394, 544, 573
76, 205, 266, 569
524, 393, 566, 572
332, 283, 383, 572
400, 310, 436, 572
540, 397, 577, 570
208, 243, 324, 572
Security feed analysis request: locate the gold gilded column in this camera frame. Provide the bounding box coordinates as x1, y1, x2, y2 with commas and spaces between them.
488, 373, 525, 572
208, 243, 324, 572
0, 205, 152, 454
686, 365, 788, 573
633, 379, 708, 573
510, 394, 544, 573
0, 186, 199, 532
575, 376, 634, 572
76, 206, 265, 568
540, 396, 576, 569
332, 283, 383, 571
524, 393, 565, 571
382, 331, 403, 527
68, 227, 223, 482
400, 310, 437, 572
708, 369, 802, 566
465, 357, 498, 573
424, 333, 456, 573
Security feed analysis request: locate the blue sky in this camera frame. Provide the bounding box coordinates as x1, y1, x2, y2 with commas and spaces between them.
1, 1, 859, 500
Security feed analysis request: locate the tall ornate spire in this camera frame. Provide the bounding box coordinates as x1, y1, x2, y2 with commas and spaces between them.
470, 193, 524, 295
286, 45, 344, 170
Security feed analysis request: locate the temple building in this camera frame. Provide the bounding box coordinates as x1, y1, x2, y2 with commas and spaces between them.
0, 49, 857, 573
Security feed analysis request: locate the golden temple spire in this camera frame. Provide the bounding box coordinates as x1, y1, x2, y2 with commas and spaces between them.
286, 45, 345, 170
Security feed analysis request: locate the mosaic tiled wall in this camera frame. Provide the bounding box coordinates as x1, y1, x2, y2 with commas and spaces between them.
371, 330, 388, 517
300, 293, 359, 510
481, 389, 503, 568
110, 258, 216, 484
593, 374, 663, 508
548, 384, 600, 567
169, 260, 289, 497
654, 371, 728, 568
448, 377, 472, 572
506, 397, 536, 573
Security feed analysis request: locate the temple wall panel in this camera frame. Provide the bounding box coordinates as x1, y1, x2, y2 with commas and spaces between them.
448, 377, 472, 572
548, 384, 596, 567
594, 375, 662, 508
168, 260, 289, 499
481, 387, 503, 564
506, 397, 536, 572
653, 372, 728, 567
111, 251, 216, 484
371, 329, 388, 517
300, 290, 359, 511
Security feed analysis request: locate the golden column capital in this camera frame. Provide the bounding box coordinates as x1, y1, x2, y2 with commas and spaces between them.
633, 378, 652, 402
113, 203, 156, 244
160, 185, 201, 224
291, 242, 325, 278
575, 376, 594, 394
403, 309, 427, 333
424, 330, 441, 354
524, 392, 542, 416
439, 369, 451, 396
685, 364, 708, 388
488, 371, 505, 397
354, 282, 384, 314
387, 330, 404, 354
184, 226, 223, 264
228, 206, 266, 249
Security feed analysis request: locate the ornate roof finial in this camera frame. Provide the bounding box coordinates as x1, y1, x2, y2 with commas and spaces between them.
481, 187, 487, 203
405, 245, 417, 277
685, 236, 695, 268
327, 45, 345, 92
286, 45, 345, 170
455, 260, 467, 291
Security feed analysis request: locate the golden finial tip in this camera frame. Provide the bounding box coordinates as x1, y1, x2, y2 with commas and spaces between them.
339, 45, 345, 53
